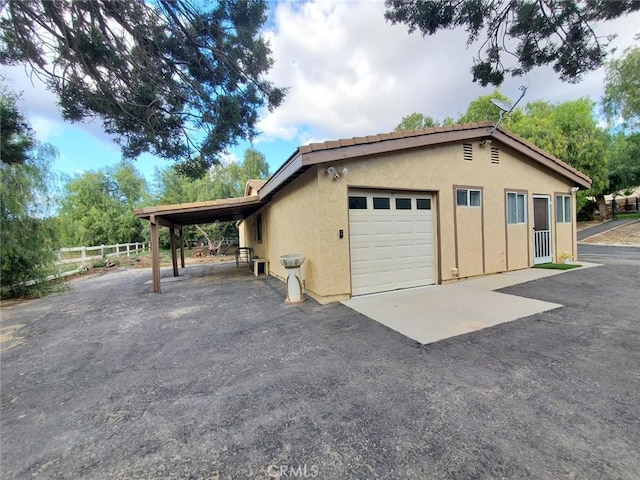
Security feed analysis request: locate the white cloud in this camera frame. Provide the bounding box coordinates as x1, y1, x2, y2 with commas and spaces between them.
219, 150, 241, 165
29, 115, 63, 142
257, 1, 640, 145
1, 64, 117, 146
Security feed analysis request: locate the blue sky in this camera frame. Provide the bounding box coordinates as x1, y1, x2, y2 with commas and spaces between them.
2, 1, 639, 188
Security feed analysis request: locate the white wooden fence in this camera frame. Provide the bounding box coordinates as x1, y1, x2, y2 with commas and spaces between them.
55, 242, 150, 277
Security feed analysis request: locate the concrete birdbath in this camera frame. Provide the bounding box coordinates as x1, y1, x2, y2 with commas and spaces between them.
279, 254, 306, 304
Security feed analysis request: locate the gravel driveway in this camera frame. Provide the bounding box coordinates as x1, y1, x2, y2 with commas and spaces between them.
1, 261, 638, 479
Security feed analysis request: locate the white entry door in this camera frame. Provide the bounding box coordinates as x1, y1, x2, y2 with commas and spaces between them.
533, 195, 552, 264
349, 189, 435, 296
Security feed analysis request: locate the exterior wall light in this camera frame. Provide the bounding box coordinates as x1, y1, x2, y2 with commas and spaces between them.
326, 166, 348, 180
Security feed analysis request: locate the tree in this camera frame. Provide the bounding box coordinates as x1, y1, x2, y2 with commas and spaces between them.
607, 133, 640, 193
384, 0, 640, 86
152, 147, 270, 246
58, 161, 149, 246
0, 1, 285, 176
457, 89, 520, 124
603, 47, 640, 131
0, 86, 35, 165
513, 99, 609, 193
505, 98, 610, 215
395, 113, 439, 131
154, 147, 269, 203
0, 90, 60, 298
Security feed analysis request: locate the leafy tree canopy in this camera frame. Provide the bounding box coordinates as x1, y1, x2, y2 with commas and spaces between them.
385, 0, 640, 86
395, 113, 440, 131
510, 98, 610, 194
0, 88, 36, 165
603, 47, 640, 131
154, 147, 269, 204
607, 133, 640, 192
1, 89, 60, 298
0, 0, 285, 176
153, 147, 269, 244
58, 161, 149, 246
456, 89, 523, 124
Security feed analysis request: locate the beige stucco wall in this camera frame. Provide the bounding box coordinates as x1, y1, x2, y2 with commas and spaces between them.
554, 192, 577, 261
243, 140, 578, 302
454, 198, 484, 277
240, 168, 325, 298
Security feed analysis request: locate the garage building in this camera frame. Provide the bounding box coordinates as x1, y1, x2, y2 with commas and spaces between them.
238, 122, 591, 304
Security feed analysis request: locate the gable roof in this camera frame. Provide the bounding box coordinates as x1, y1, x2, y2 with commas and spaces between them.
258, 122, 592, 200
244, 179, 267, 196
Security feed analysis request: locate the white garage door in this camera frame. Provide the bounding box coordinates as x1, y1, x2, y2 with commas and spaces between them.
349, 189, 435, 296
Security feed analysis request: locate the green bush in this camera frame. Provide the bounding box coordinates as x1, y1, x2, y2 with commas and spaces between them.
577, 199, 599, 222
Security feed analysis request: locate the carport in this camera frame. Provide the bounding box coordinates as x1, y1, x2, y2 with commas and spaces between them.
135, 196, 266, 292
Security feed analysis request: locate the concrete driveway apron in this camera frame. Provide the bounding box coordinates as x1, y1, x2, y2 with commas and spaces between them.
342, 263, 600, 345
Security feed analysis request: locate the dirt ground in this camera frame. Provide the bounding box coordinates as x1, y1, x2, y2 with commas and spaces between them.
130, 251, 236, 269
581, 221, 640, 246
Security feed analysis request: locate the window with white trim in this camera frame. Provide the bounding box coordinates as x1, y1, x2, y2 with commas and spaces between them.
556, 195, 572, 223
507, 192, 526, 224
456, 188, 481, 207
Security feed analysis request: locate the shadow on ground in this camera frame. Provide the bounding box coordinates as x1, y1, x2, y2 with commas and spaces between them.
1, 261, 639, 479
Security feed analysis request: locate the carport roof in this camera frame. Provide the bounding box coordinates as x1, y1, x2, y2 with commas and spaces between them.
134, 195, 265, 227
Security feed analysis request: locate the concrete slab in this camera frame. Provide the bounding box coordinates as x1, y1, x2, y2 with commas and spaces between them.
343, 285, 562, 345
342, 264, 600, 345
460, 261, 601, 291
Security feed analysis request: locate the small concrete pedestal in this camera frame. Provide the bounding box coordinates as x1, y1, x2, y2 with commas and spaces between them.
279, 254, 306, 304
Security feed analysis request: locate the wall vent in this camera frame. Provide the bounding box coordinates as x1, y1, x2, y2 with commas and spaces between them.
491, 146, 500, 164
463, 143, 473, 161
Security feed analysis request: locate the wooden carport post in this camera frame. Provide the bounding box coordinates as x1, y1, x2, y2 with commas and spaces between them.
150, 215, 161, 293
179, 227, 185, 268
169, 225, 179, 277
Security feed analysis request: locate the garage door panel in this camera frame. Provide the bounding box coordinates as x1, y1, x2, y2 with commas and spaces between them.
396, 246, 421, 258
349, 190, 435, 296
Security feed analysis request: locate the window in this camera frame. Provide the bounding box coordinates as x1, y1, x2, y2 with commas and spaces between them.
256, 213, 263, 243
349, 196, 367, 209
416, 198, 431, 210
507, 192, 526, 224
556, 195, 572, 223
373, 197, 390, 209
395, 198, 412, 210
456, 188, 481, 207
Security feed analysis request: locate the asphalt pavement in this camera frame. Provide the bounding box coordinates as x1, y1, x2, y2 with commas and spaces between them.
1, 260, 639, 479
577, 218, 638, 241
578, 243, 640, 263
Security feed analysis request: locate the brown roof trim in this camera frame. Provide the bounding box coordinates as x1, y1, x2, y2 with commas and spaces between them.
135, 195, 262, 217
300, 126, 490, 166
258, 151, 305, 200
491, 130, 591, 188
258, 122, 591, 198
